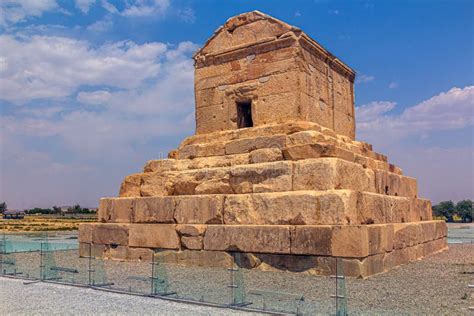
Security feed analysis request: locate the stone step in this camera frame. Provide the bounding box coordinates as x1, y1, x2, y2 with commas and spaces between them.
173, 129, 391, 167
120, 158, 416, 199
100, 190, 431, 226
78, 237, 447, 278
78, 220, 447, 260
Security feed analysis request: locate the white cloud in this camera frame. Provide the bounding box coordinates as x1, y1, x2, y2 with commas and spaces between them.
0, 35, 168, 103
0, 0, 58, 26
75, 0, 96, 14
86, 15, 113, 31
121, 0, 170, 17
0, 35, 198, 209
357, 86, 474, 139
388, 82, 399, 89
356, 74, 375, 84
177, 7, 196, 24
355, 86, 474, 203
77, 90, 111, 105
100, 0, 118, 14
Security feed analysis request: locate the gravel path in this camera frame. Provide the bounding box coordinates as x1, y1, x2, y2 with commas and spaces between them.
2, 244, 473, 315
0, 277, 256, 315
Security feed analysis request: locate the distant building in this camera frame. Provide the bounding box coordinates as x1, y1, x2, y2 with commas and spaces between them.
3, 210, 25, 219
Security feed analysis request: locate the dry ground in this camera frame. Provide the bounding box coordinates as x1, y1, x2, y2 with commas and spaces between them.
0, 216, 96, 232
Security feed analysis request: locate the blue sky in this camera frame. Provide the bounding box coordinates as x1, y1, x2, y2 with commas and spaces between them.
0, 0, 473, 209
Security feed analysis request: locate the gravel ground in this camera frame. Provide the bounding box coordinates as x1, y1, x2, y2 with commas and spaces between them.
2, 244, 473, 315
0, 277, 256, 315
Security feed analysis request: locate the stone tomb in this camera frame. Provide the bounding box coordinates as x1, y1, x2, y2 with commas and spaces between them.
79, 11, 447, 278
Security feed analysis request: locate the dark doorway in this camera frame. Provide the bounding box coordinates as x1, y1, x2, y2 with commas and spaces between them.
236, 100, 253, 128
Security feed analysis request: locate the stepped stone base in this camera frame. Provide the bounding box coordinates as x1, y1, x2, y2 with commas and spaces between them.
79, 220, 447, 278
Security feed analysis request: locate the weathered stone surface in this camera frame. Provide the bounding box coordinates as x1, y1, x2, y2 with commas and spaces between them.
203, 225, 291, 254
134, 196, 175, 223
367, 224, 394, 255
225, 135, 287, 155
128, 224, 179, 249
331, 225, 369, 258
223, 190, 357, 225
144, 159, 190, 173
181, 236, 203, 250
99, 198, 134, 223
284, 143, 356, 163
393, 223, 422, 250
176, 224, 207, 236
229, 161, 292, 193
119, 174, 141, 197
174, 195, 224, 224
91, 223, 129, 246
293, 158, 376, 193
177, 142, 225, 159
291, 226, 333, 255
374, 170, 418, 198
249, 148, 283, 163
78, 223, 94, 243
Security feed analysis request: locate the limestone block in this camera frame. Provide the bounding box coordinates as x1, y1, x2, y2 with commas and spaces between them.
143, 159, 190, 173
128, 224, 179, 249
355, 192, 411, 224
374, 170, 418, 198
177, 142, 225, 159
181, 236, 203, 250
79, 243, 105, 258
196, 103, 233, 134
174, 195, 224, 224
290, 226, 333, 255
393, 223, 422, 249
224, 191, 312, 225
119, 173, 142, 197
415, 198, 432, 221
78, 223, 94, 243
303, 92, 334, 130
224, 190, 361, 226
91, 224, 129, 246
434, 220, 448, 239
420, 221, 436, 243
188, 154, 249, 169
203, 225, 291, 254
140, 172, 174, 197
359, 254, 386, 278
252, 92, 302, 125
98, 198, 134, 223
249, 148, 283, 164
334, 110, 355, 139
287, 130, 332, 146
176, 224, 207, 237
225, 135, 288, 155
293, 158, 376, 193
172, 168, 231, 195
282, 143, 354, 162
367, 224, 394, 255
331, 225, 369, 258
229, 161, 292, 193
134, 196, 175, 223
422, 238, 447, 257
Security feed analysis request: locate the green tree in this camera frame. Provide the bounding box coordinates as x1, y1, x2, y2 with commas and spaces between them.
456, 200, 473, 223
432, 200, 456, 222
52, 206, 62, 214
0, 202, 6, 214
68, 204, 82, 213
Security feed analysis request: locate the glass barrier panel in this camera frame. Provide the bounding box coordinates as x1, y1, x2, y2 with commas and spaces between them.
151, 250, 231, 305
237, 253, 327, 314
99, 247, 151, 295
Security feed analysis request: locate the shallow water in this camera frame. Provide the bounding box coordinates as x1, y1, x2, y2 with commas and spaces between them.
1, 231, 78, 252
